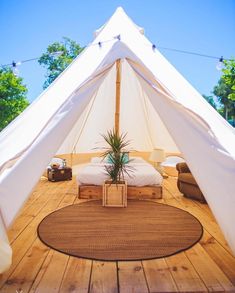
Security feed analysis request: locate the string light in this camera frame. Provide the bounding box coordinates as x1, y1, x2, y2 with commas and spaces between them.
1, 36, 121, 74
12, 61, 21, 76
155, 46, 229, 70
216, 56, 224, 71
1, 51, 64, 76
1, 36, 231, 75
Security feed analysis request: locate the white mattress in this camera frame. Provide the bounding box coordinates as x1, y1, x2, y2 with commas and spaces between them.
77, 157, 163, 186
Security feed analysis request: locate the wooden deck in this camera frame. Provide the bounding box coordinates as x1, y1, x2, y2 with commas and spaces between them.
1, 176, 235, 292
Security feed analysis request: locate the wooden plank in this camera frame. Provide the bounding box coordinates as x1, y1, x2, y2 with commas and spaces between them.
118, 261, 149, 293
79, 184, 162, 199
200, 230, 235, 286
90, 261, 118, 293
8, 180, 58, 243
0, 238, 50, 293
28, 182, 77, 293
0, 180, 72, 288
164, 177, 235, 289
185, 243, 235, 291
59, 258, 92, 293
29, 250, 68, 293
163, 176, 182, 198
163, 185, 233, 255
55, 182, 77, 209
165, 253, 207, 292
78, 185, 102, 199
22, 178, 50, 208
162, 182, 175, 200
127, 185, 162, 199
142, 258, 178, 292
193, 198, 215, 215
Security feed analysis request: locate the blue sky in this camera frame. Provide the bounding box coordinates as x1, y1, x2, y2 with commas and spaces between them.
1, 0, 235, 102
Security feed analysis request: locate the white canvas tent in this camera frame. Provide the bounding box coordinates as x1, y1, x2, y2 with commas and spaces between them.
0, 7, 235, 273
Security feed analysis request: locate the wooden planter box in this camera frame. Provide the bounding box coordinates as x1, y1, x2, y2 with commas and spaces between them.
103, 180, 127, 207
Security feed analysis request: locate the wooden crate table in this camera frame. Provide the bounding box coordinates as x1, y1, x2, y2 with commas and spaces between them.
47, 167, 72, 182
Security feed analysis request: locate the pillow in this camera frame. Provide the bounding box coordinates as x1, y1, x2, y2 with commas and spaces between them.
161, 156, 185, 167
106, 152, 129, 164
122, 152, 129, 163
161, 156, 185, 177
107, 154, 114, 164
48, 157, 65, 169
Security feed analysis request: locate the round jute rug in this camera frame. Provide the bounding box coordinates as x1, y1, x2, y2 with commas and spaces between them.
37, 200, 203, 261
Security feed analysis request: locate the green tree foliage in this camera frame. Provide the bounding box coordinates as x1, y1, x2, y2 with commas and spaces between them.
202, 94, 217, 109
221, 58, 235, 101
213, 78, 235, 125
38, 37, 84, 89
0, 68, 29, 131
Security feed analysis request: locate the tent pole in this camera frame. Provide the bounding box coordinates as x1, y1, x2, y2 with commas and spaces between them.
115, 59, 121, 135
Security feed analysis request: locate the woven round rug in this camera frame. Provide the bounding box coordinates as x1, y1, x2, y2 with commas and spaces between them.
37, 200, 203, 261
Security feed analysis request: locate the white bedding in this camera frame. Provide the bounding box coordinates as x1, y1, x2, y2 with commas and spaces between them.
77, 157, 163, 186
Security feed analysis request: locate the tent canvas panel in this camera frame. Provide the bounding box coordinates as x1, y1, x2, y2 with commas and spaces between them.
61, 59, 179, 154
57, 64, 118, 154
137, 73, 235, 249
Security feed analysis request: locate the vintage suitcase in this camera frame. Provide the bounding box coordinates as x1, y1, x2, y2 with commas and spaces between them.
47, 167, 72, 182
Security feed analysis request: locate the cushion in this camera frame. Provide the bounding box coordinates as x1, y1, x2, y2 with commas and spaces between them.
176, 162, 190, 173
178, 173, 198, 186
106, 152, 129, 164
48, 157, 65, 169
107, 154, 114, 164
122, 152, 129, 163
162, 156, 185, 176
161, 156, 185, 167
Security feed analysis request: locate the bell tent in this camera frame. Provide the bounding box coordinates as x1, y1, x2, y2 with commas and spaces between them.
0, 7, 235, 272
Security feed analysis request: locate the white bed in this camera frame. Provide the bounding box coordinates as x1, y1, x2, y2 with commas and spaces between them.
76, 157, 162, 200
76, 156, 163, 186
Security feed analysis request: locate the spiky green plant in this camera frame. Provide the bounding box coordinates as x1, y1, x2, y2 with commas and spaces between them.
101, 129, 133, 183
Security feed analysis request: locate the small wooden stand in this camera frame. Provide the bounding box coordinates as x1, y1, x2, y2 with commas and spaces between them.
103, 180, 127, 207
47, 167, 72, 182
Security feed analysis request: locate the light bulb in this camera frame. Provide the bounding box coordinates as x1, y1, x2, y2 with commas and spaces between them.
12, 61, 20, 76
216, 56, 224, 71
12, 66, 19, 76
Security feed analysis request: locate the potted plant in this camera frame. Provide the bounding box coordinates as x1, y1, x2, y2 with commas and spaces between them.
101, 129, 133, 207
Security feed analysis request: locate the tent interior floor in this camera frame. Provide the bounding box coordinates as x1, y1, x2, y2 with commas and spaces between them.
1, 175, 235, 293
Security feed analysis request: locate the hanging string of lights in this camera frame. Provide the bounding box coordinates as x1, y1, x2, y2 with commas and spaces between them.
1, 34, 231, 76
152, 44, 227, 71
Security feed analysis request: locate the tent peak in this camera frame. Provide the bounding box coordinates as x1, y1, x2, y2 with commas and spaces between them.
112, 7, 144, 34
93, 6, 145, 39
116, 6, 125, 12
